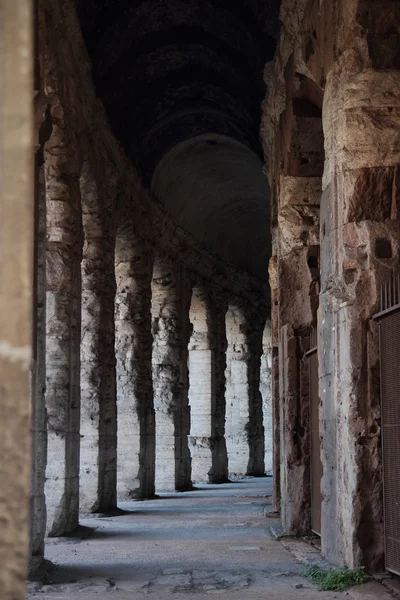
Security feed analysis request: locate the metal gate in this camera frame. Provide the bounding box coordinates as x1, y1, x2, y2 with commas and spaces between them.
306, 329, 323, 536
374, 276, 400, 575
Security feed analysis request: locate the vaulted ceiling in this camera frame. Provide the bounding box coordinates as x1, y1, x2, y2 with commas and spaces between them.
77, 0, 280, 282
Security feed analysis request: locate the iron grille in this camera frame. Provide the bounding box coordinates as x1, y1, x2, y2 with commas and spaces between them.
380, 312, 400, 575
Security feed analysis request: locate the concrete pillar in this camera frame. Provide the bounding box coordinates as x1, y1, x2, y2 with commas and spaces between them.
260, 320, 273, 473
79, 162, 117, 512
44, 99, 83, 536
225, 307, 265, 477
0, 0, 33, 596
115, 229, 155, 500
152, 257, 192, 492
319, 66, 400, 569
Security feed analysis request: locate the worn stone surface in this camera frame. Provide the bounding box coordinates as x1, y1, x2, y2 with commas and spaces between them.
27, 480, 343, 600
188, 288, 230, 483
80, 160, 117, 513
264, 0, 400, 572
225, 308, 265, 477
115, 228, 155, 500
260, 321, 273, 472
152, 257, 192, 492
44, 95, 83, 537
0, 2, 33, 598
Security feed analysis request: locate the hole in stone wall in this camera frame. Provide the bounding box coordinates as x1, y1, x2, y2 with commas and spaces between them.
343, 268, 357, 285
375, 238, 393, 259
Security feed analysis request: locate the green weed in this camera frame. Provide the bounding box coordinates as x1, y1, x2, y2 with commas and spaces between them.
302, 565, 365, 591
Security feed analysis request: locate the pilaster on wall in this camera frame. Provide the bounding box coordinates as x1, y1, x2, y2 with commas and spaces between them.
277, 175, 321, 534
115, 227, 155, 500
44, 100, 83, 537
319, 66, 400, 570
79, 161, 117, 512
225, 307, 265, 477
152, 257, 192, 492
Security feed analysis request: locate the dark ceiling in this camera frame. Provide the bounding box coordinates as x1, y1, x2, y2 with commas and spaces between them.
77, 0, 280, 282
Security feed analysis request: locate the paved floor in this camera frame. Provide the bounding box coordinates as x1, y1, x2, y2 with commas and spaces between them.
27, 478, 353, 599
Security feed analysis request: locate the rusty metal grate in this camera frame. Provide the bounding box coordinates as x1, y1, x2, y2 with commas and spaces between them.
379, 310, 400, 575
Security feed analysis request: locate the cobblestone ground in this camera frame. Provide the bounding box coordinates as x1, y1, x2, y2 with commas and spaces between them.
27, 479, 386, 600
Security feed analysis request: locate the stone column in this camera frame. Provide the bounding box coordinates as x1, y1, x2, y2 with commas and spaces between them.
188, 290, 214, 482
225, 307, 264, 476
115, 229, 155, 500
30, 151, 47, 571
0, 0, 33, 595
246, 314, 266, 476
187, 287, 228, 483
44, 101, 83, 536
269, 254, 280, 510
208, 292, 229, 483
79, 162, 117, 512
277, 176, 321, 534
260, 320, 273, 473
319, 65, 400, 569
152, 257, 192, 492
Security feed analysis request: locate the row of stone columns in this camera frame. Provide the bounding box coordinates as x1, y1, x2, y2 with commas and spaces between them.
30, 120, 270, 568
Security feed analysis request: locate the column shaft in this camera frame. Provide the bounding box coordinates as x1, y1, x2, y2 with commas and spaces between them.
152, 259, 192, 491
115, 233, 155, 499
45, 107, 83, 536
80, 167, 117, 511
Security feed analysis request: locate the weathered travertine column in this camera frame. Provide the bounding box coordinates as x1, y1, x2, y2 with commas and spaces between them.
152, 257, 192, 491
188, 290, 214, 482
246, 313, 266, 476
225, 307, 265, 477
187, 287, 228, 483
30, 153, 47, 571
0, 0, 33, 595
268, 254, 280, 509
208, 292, 229, 483
260, 320, 273, 473
319, 63, 400, 569
115, 227, 155, 499
44, 99, 83, 536
79, 161, 117, 512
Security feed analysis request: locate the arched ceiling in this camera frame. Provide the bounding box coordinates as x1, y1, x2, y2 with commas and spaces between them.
77, 0, 280, 282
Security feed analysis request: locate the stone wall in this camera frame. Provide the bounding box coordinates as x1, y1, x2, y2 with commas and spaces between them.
264, 0, 400, 571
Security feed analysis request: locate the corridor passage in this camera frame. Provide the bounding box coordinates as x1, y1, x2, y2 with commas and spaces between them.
28, 479, 339, 600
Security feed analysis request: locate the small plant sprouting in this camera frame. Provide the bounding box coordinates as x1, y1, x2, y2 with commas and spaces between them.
302, 564, 365, 591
